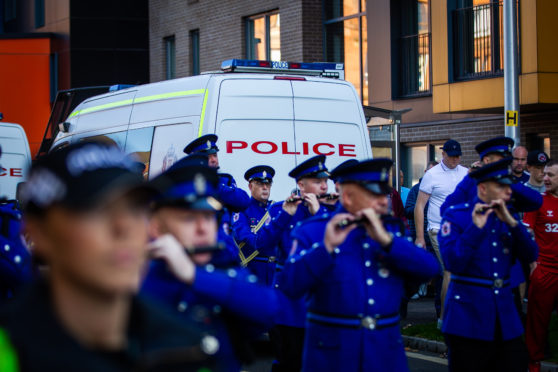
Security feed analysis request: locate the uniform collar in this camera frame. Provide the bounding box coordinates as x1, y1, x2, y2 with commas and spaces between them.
250, 197, 269, 208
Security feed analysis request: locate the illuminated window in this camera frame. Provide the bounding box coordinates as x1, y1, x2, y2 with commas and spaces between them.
451, 0, 518, 80
246, 11, 280, 61
392, 0, 431, 98
324, 0, 368, 104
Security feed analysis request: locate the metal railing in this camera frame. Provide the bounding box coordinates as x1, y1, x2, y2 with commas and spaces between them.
398, 33, 431, 97
452, 1, 509, 80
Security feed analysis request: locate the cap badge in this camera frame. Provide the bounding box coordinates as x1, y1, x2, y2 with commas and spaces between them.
318, 162, 324, 171
380, 168, 388, 181
539, 153, 547, 162
194, 173, 207, 195
262, 170, 267, 178
206, 140, 212, 150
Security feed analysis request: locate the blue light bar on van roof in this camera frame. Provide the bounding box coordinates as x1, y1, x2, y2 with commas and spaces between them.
221, 59, 345, 79
109, 84, 136, 92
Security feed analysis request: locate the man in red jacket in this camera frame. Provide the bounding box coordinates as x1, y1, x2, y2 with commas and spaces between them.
524, 159, 558, 372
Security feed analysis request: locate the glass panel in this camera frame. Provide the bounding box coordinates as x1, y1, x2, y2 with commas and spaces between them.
361, 17, 368, 105
125, 127, 154, 179
190, 30, 200, 75
344, 18, 360, 102
165, 37, 175, 80
418, 0, 429, 34
434, 144, 443, 163
80, 131, 127, 149
253, 16, 267, 60
410, 145, 427, 185
325, 0, 361, 20
372, 147, 392, 159
269, 14, 281, 61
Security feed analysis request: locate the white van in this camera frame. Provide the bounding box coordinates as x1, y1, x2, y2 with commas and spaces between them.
0, 123, 31, 200
49, 60, 372, 200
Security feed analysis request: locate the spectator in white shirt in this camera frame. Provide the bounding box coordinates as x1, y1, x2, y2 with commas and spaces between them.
414, 139, 468, 326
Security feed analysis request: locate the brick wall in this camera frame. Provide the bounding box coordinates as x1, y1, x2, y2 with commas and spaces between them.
149, 0, 323, 82
401, 113, 558, 167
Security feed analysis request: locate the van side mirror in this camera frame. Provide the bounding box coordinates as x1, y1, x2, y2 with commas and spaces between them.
58, 122, 70, 133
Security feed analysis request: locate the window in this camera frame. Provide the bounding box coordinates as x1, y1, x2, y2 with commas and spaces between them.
246, 11, 281, 61
35, 0, 45, 28
451, 0, 517, 80
324, 0, 368, 104
125, 127, 155, 179
391, 0, 431, 98
164, 36, 176, 80
190, 29, 200, 75
403, 143, 442, 186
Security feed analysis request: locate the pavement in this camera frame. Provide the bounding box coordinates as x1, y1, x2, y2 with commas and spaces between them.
403, 296, 558, 372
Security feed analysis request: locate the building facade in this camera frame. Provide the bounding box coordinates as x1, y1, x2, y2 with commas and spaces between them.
0, 0, 149, 155
151, 0, 557, 186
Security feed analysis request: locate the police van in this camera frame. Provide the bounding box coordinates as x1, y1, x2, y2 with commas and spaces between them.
47, 60, 372, 200
0, 123, 31, 200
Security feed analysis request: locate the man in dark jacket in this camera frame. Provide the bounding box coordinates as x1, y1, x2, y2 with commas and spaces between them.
0, 143, 215, 372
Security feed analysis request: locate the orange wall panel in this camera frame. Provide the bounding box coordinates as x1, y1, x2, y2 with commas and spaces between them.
0, 38, 52, 156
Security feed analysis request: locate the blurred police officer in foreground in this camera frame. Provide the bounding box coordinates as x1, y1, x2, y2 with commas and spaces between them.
439, 158, 538, 372
441, 136, 542, 216
0, 145, 33, 305
279, 158, 440, 371
271, 155, 333, 372
184, 134, 250, 265
0, 142, 213, 372
141, 156, 289, 372
232, 166, 297, 285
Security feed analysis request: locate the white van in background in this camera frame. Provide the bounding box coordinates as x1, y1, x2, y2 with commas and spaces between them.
47, 60, 372, 200
0, 123, 31, 200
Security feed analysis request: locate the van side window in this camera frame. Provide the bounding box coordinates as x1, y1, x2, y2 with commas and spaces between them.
149, 123, 195, 178
80, 131, 127, 149
124, 127, 155, 179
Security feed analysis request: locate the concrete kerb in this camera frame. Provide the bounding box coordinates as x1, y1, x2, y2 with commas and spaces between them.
402, 336, 558, 371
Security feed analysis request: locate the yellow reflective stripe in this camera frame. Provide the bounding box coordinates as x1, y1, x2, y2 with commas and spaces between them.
134, 89, 206, 104
76, 99, 134, 116
198, 89, 209, 137
67, 89, 207, 119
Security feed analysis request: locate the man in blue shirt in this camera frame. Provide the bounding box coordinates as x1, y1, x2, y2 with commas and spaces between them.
280, 158, 440, 371
142, 157, 289, 371
271, 155, 333, 372
439, 158, 538, 372
184, 134, 250, 266
232, 165, 297, 285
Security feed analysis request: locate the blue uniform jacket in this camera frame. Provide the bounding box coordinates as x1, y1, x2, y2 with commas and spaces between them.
279, 208, 440, 372
215, 174, 249, 267
439, 199, 538, 341
217, 174, 250, 213
141, 260, 287, 372
0, 201, 33, 303
232, 198, 292, 285
273, 202, 330, 328
440, 174, 543, 217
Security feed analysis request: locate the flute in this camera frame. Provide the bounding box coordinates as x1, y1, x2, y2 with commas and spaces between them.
188, 243, 225, 255
474, 205, 499, 214
318, 193, 339, 201
285, 196, 304, 203
336, 214, 391, 229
